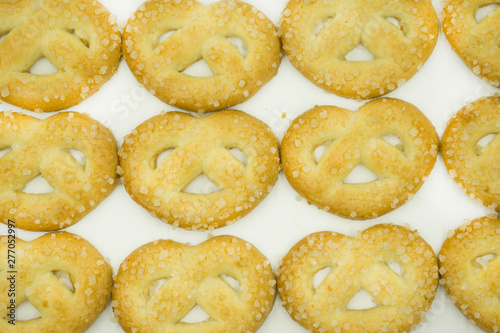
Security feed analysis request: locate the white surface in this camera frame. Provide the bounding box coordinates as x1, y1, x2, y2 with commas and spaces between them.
1, 0, 497, 332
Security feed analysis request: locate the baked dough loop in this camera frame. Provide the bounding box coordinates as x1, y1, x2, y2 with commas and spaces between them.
0, 0, 121, 112
442, 96, 500, 211
0, 232, 113, 332
280, 98, 439, 220
113, 235, 276, 333
119, 110, 280, 231
122, 0, 282, 113
277, 224, 438, 333
439, 216, 500, 333
442, 0, 500, 87
280, 0, 439, 99
0, 112, 118, 231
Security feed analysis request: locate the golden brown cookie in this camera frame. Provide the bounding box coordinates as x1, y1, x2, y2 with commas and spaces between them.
112, 235, 276, 333
442, 96, 500, 211
442, 0, 500, 87
122, 0, 282, 113
0, 112, 118, 231
281, 98, 439, 220
280, 0, 439, 99
119, 110, 280, 231
439, 216, 500, 333
0, 232, 113, 332
277, 224, 439, 333
0, 0, 121, 112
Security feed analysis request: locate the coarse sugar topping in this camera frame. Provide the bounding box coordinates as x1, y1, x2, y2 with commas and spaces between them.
113, 235, 276, 333
0, 0, 121, 111
277, 224, 438, 333
122, 0, 282, 113
439, 216, 500, 333
280, 0, 439, 99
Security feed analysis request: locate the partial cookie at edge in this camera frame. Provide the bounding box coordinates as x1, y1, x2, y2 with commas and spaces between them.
442, 96, 500, 211
442, 0, 500, 87
0, 232, 113, 332
113, 235, 276, 333
280, 0, 439, 99
0, 111, 118, 231
439, 216, 500, 333
0, 0, 121, 111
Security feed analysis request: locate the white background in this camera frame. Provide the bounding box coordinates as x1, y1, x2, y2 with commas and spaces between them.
1, 0, 498, 332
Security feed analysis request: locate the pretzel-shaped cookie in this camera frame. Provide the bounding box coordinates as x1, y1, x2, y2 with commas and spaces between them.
277, 224, 439, 333
0, 112, 118, 231
280, 98, 439, 220
442, 0, 500, 87
119, 110, 280, 230
122, 0, 282, 113
113, 235, 276, 333
439, 216, 500, 333
0, 232, 113, 332
442, 96, 500, 211
280, 0, 439, 99
0, 0, 121, 112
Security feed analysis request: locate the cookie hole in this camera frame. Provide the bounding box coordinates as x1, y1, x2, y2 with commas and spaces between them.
476, 133, 497, 154
182, 173, 220, 194
155, 148, 176, 168
385, 16, 401, 29
312, 16, 334, 36
345, 43, 376, 62
21, 175, 55, 194
179, 304, 210, 323
66, 29, 90, 48
312, 266, 333, 289
386, 261, 403, 276
148, 278, 168, 300
219, 274, 241, 292
0, 147, 12, 158
476, 4, 500, 23
157, 30, 177, 46
52, 270, 74, 292
181, 58, 215, 77
227, 147, 247, 166
16, 300, 41, 321
382, 134, 404, 151
344, 164, 379, 184
66, 149, 85, 167
313, 142, 331, 163
227, 36, 248, 57
473, 253, 497, 268
28, 57, 59, 75
0, 30, 10, 43
346, 288, 378, 310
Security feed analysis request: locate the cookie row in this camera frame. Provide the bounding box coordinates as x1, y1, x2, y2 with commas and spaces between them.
0, 0, 496, 112
1, 218, 497, 333
1, 95, 499, 231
